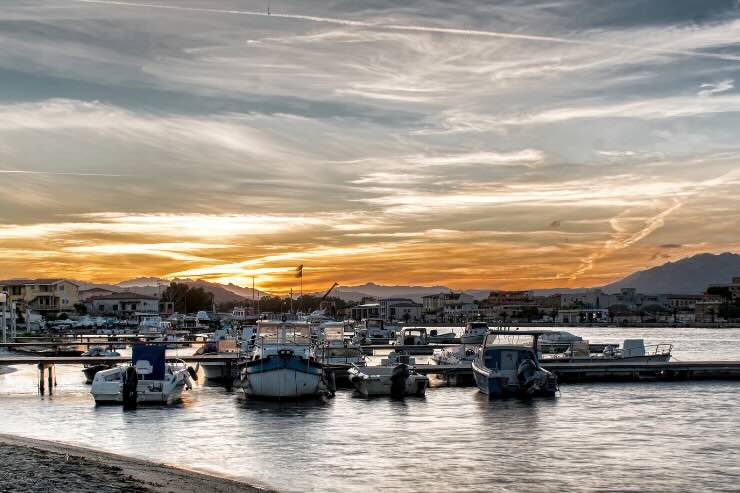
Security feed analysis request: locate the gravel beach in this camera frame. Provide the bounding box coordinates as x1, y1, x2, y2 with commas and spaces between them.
0, 434, 271, 493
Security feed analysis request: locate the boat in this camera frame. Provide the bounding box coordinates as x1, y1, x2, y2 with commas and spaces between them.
81, 346, 121, 384
427, 328, 458, 344
353, 319, 399, 345
430, 344, 477, 386
543, 338, 672, 363
460, 321, 490, 344
431, 344, 477, 366
538, 330, 584, 354
193, 328, 240, 382
90, 345, 193, 406
392, 327, 435, 354
348, 358, 428, 397
472, 330, 558, 398
315, 323, 365, 366
239, 321, 331, 400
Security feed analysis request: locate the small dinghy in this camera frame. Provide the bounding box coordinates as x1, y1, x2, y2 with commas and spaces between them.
91, 345, 193, 406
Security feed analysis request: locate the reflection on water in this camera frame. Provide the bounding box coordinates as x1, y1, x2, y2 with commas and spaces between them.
1, 327, 740, 492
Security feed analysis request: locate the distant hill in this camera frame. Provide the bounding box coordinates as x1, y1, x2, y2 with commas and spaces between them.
78, 277, 261, 305
601, 252, 740, 294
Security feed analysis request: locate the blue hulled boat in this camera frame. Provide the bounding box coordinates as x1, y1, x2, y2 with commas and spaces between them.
240, 321, 329, 400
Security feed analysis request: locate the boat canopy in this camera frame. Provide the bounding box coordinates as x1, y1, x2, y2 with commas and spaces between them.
132, 345, 166, 380
483, 331, 545, 349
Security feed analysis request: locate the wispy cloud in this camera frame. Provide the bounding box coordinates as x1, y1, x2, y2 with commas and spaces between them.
698, 79, 734, 97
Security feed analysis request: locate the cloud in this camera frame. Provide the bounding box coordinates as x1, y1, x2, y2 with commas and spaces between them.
698, 79, 734, 97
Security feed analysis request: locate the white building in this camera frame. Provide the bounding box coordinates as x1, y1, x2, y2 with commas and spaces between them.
379, 298, 422, 322
422, 292, 477, 322
87, 292, 160, 318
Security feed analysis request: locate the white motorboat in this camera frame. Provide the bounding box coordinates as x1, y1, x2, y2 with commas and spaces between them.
472, 330, 558, 398
460, 322, 490, 344
543, 338, 672, 363
394, 327, 428, 346
240, 321, 331, 400
348, 363, 428, 397
81, 346, 121, 384
315, 323, 365, 366
194, 328, 239, 381
91, 345, 193, 406
353, 319, 399, 345
427, 328, 458, 344
431, 344, 477, 366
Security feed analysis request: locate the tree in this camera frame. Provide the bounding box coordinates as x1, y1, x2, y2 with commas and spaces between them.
161, 282, 214, 313
74, 303, 88, 315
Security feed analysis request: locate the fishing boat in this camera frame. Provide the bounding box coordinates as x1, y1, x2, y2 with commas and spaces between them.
193, 328, 239, 382
90, 345, 193, 406
81, 346, 121, 384
472, 330, 558, 398
348, 360, 428, 397
460, 321, 490, 344
239, 321, 331, 400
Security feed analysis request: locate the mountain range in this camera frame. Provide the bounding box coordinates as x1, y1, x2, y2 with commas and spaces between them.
74, 252, 740, 303
600, 252, 740, 294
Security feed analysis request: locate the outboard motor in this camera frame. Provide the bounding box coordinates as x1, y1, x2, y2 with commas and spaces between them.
517, 359, 538, 390
390, 363, 410, 397
122, 366, 138, 409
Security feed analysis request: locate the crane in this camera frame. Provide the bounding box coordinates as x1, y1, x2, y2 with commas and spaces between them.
320, 282, 339, 302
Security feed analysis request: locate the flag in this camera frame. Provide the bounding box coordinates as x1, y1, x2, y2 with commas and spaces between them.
295, 264, 303, 278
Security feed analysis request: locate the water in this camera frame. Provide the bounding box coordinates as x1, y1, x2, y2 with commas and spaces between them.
1, 327, 740, 492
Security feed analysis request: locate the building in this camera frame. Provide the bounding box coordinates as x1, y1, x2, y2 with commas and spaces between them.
379, 298, 423, 322
557, 308, 609, 324
422, 292, 477, 322
561, 289, 616, 309
707, 276, 740, 302
0, 278, 80, 315
667, 294, 703, 311
79, 287, 115, 301
695, 300, 723, 323
350, 303, 380, 321
86, 292, 160, 318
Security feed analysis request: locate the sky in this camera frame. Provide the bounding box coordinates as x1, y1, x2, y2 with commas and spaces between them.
1, 0, 740, 294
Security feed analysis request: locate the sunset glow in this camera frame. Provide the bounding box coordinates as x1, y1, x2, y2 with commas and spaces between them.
1, 1, 739, 294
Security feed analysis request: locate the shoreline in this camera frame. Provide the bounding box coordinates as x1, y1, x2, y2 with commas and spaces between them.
0, 433, 274, 493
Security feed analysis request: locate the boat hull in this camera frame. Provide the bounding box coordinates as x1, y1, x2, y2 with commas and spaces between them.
242, 356, 325, 399
348, 367, 428, 397
472, 363, 556, 398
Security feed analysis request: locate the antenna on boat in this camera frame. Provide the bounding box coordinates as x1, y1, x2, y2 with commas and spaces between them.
267, 1, 270, 15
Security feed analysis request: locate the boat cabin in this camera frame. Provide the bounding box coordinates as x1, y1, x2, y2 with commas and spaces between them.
396, 328, 428, 346
252, 321, 313, 359
478, 331, 544, 370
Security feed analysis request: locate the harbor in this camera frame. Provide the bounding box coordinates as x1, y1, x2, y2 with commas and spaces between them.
2, 325, 740, 492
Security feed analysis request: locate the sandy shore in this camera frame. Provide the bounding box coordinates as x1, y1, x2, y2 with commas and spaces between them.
0, 434, 273, 493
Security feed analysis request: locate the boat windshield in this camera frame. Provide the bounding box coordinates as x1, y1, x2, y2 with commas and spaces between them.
483, 348, 535, 370
257, 323, 312, 345
483, 333, 536, 348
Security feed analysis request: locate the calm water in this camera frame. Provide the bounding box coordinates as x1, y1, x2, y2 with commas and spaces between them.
1, 327, 740, 492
